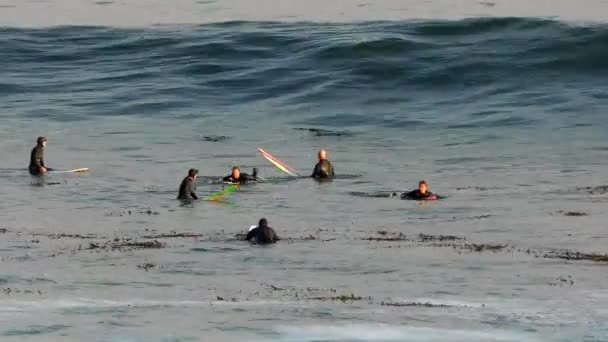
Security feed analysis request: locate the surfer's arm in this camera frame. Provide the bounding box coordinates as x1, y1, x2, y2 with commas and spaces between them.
187, 180, 198, 200
30, 147, 44, 168
400, 190, 415, 199
39, 153, 46, 168
245, 229, 256, 241
311, 163, 321, 177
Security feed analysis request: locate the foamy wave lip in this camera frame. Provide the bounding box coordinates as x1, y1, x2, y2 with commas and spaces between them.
273, 324, 539, 342
0, 298, 293, 311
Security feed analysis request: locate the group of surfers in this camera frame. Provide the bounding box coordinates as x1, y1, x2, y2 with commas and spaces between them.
28, 136, 440, 244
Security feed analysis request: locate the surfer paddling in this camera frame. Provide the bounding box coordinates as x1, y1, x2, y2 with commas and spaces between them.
177, 168, 199, 201
29, 136, 53, 176
223, 166, 257, 184
312, 149, 334, 179
245, 218, 279, 244
401, 180, 440, 201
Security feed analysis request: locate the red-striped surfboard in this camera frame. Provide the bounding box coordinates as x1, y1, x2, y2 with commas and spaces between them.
258, 148, 300, 177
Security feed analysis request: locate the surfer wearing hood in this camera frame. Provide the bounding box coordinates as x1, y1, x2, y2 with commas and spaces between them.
245, 218, 279, 244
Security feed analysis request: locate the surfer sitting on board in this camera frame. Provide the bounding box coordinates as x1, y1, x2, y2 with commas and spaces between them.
223, 166, 257, 184
177, 168, 199, 201
400, 180, 439, 201
245, 218, 279, 244
29, 136, 53, 176
311, 149, 334, 179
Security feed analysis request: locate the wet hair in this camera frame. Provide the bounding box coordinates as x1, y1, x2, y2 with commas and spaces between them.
258, 218, 268, 226
188, 168, 198, 177
419, 180, 427, 185
232, 166, 240, 171
37, 136, 47, 145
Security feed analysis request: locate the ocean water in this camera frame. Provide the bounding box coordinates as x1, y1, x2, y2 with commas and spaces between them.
1, 1, 608, 341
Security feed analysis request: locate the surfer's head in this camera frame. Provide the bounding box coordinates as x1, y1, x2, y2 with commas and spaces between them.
188, 168, 198, 179
318, 149, 327, 161
37, 136, 47, 147
231, 166, 240, 180
419, 180, 428, 194
259, 218, 268, 227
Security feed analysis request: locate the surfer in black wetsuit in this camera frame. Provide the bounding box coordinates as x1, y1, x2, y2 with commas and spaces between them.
245, 218, 279, 244
311, 149, 334, 179
177, 168, 199, 201
29, 136, 52, 176
223, 166, 257, 184
401, 180, 439, 200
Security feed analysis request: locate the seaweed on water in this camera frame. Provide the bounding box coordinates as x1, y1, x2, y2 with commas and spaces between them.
137, 263, 156, 271
560, 211, 588, 217
547, 276, 575, 287
105, 209, 160, 217
418, 233, 464, 242
202, 135, 230, 142
117, 240, 164, 249
543, 250, 608, 263
455, 186, 490, 191
362, 232, 408, 241
86, 239, 165, 251
39, 233, 100, 239
293, 127, 353, 137
3, 288, 45, 295
142, 232, 203, 239
463, 243, 507, 252
363, 232, 465, 242
380, 301, 451, 308
309, 293, 371, 302
577, 185, 608, 195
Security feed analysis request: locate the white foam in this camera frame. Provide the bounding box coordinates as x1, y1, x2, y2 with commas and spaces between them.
0, 298, 295, 311
273, 324, 539, 342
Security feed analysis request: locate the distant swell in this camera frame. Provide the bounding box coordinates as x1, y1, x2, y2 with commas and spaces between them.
0, 18, 607, 124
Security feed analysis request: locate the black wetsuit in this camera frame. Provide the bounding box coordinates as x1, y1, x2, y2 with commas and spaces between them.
245, 224, 279, 244
29, 145, 47, 176
223, 171, 256, 184
312, 159, 335, 179
177, 176, 198, 200
400, 190, 436, 200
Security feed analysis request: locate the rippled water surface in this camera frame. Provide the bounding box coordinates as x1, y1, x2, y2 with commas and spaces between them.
1, 2, 608, 341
